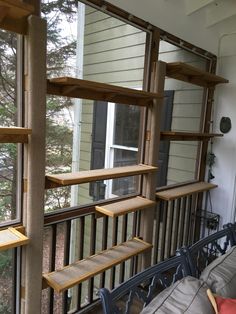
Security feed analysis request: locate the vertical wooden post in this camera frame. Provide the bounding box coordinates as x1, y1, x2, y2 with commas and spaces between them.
140, 61, 166, 269
22, 15, 47, 314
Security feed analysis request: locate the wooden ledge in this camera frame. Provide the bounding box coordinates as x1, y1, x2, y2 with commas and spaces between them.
160, 131, 223, 141
45, 164, 158, 189
0, 227, 29, 251
166, 62, 228, 87
47, 77, 163, 106
96, 196, 156, 218
0, 0, 34, 34
156, 182, 217, 201
0, 127, 32, 143
43, 238, 152, 292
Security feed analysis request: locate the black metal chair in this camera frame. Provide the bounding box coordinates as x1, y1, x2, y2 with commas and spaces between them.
99, 254, 190, 314
99, 224, 236, 314
178, 225, 235, 278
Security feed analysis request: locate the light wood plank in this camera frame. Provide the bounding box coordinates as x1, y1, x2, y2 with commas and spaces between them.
166, 62, 228, 87
0, 227, 29, 251
43, 237, 152, 292
0, 127, 32, 143
156, 182, 217, 201
47, 77, 163, 106
0, 0, 34, 34
45, 164, 158, 189
96, 196, 156, 218
161, 131, 223, 141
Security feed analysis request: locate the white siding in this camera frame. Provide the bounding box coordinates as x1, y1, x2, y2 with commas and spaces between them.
159, 41, 206, 184
78, 6, 146, 204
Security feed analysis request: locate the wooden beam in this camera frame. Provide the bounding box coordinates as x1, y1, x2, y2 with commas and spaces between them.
166, 62, 228, 87
0, 127, 32, 143
0, 227, 29, 251
47, 77, 163, 107
45, 164, 158, 189
23, 15, 47, 314
0, 0, 34, 34
156, 181, 217, 201
160, 131, 223, 141
43, 238, 152, 293
95, 196, 155, 218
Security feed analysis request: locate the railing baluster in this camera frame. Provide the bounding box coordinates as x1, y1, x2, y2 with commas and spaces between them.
110, 217, 118, 289
76, 216, 85, 311
49, 225, 56, 313
159, 201, 167, 262
119, 214, 128, 284
153, 202, 160, 264
87, 214, 97, 304
62, 220, 71, 314
99, 216, 108, 289
172, 198, 181, 253
165, 200, 175, 258
178, 196, 186, 248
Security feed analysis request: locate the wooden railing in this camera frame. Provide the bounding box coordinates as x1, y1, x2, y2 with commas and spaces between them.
41, 182, 216, 313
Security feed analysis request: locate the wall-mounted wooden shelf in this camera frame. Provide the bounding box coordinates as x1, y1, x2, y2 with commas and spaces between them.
0, 0, 34, 34
45, 164, 157, 189
0, 127, 32, 143
156, 181, 217, 201
96, 196, 156, 218
47, 77, 163, 106
160, 131, 223, 141
166, 62, 228, 87
43, 237, 152, 293
0, 227, 29, 251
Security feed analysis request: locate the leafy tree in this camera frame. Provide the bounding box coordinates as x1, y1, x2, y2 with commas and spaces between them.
0, 0, 79, 311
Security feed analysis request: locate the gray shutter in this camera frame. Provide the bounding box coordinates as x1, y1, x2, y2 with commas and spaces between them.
156, 90, 174, 187
90, 101, 108, 200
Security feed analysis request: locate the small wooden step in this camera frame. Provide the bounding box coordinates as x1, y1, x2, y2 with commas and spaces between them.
0, 127, 32, 143
47, 77, 163, 106
0, 0, 34, 34
160, 131, 223, 141
45, 164, 158, 189
96, 196, 156, 218
0, 227, 29, 251
156, 182, 217, 201
166, 62, 228, 87
43, 237, 152, 292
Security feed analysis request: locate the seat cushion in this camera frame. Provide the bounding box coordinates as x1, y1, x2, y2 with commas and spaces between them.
140, 276, 214, 314
200, 246, 236, 298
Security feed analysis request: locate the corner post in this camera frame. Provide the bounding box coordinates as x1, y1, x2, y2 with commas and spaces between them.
22, 15, 47, 314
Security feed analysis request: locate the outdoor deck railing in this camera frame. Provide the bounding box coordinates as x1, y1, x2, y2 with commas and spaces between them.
41, 188, 205, 313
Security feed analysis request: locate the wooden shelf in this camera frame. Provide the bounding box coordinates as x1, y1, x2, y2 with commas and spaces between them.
47, 77, 163, 106
96, 196, 156, 218
0, 227, 29, 251
166, 62, 228, 87
156, 182, 217, 201
0, 127, 32, 143
160, 131, 223, 141
0, 0, 34, 34
45, 164, 158, 189
43, 237, 152, 293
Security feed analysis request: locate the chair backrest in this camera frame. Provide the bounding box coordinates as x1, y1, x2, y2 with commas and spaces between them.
224, 222, 236, 244
99, 254, 190, 314
179, 226, 235, 278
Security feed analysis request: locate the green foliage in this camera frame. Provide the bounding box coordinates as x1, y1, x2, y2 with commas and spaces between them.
0, 251, 12, 314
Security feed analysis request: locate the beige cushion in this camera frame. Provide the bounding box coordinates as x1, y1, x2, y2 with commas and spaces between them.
140, 276, 214, 314
200, 246, 236, 298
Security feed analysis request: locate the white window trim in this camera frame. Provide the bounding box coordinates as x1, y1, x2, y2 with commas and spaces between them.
104, 101, 139, 198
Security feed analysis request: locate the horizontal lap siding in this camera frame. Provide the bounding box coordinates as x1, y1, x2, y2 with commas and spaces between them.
159, 41, 206, 184
78, 6, 146, 205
